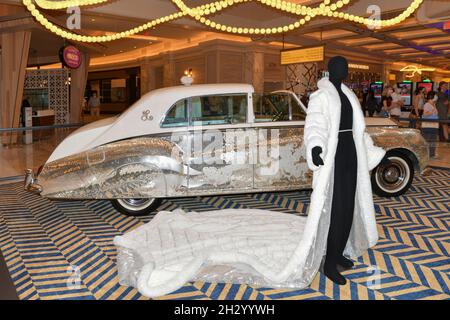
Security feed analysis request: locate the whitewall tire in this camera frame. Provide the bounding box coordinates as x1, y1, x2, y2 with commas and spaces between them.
371, 150, 414, 197
111, 198, 162, 216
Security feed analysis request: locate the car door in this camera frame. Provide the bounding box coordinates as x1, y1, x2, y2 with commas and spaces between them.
184, 93, 255, 195
252, 91, 312, 191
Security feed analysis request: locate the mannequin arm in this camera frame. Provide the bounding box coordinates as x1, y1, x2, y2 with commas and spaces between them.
304, 93, 329, 171
364, 132, 386, 170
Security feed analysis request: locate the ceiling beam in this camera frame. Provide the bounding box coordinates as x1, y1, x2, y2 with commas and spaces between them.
387, 31, 449, 41
339, 23, 450, 61
378, 25, 432, 34
0, 15, 35, 34
414, 37, 450, 46
279, 25, 449, 69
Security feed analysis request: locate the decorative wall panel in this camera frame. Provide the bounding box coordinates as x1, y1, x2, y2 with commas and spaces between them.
24, 69, 70, 124
285, 63, 318, 100
264, 53, 284, 82
219, 52, 244, 83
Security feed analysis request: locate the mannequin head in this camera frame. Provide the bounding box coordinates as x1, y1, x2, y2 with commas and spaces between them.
328, 56, 348, 84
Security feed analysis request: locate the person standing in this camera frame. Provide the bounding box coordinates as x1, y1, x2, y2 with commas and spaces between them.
422, 91, 440, 158
410, 87, 425, 129
20, 98, 31, 127
88, 91, 101, 119
436, 82, 449, 142
388, 86, 404, 122
380, 87, 393, 117
365, 89, 378, 117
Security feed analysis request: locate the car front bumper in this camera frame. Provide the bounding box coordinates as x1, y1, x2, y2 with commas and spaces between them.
24, 169, 43, 194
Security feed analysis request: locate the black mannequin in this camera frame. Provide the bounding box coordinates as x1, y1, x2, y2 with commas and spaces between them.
312, 56, 357, 285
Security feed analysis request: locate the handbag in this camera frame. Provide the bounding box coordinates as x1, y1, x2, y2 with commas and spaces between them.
409, 110, 418, 119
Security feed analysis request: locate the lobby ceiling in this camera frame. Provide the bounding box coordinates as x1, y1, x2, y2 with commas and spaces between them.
1, 0, 449, 70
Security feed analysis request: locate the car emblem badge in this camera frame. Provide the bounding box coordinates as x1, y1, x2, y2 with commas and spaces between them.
141, 110, 153, 121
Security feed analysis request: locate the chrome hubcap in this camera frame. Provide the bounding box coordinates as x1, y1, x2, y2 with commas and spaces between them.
375, 156, 410, 194
384, 167, 400, 183
117, 198, 155, 211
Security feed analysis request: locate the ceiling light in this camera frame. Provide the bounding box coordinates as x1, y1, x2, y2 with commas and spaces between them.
23, 0, 424, 43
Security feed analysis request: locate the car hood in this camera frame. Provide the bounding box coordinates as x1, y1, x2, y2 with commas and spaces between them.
46, 116, 118, 163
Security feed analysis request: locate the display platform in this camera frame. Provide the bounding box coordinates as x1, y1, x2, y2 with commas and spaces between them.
0, 167, 448, 300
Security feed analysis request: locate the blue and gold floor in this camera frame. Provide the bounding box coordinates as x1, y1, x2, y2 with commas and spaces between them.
0, 167, 448, 300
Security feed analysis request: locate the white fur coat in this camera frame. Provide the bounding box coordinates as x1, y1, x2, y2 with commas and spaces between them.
304, 77, 386, 257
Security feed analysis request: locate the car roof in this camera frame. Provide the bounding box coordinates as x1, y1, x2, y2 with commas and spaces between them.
143, 83, 255, 101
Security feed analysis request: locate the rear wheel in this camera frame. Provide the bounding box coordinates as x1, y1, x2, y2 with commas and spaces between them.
371, 150, 414, 197
111, 198, 162, 216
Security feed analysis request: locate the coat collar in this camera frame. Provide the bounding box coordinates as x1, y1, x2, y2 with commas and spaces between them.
317, 77, 366, 134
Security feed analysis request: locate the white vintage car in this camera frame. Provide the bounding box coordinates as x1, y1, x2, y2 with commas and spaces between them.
25, 83, 429, 216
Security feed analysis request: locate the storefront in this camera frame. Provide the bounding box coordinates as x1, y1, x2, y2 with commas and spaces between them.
86, 67, 140, 114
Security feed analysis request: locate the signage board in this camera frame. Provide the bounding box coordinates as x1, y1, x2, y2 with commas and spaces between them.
280, 46, 324, 65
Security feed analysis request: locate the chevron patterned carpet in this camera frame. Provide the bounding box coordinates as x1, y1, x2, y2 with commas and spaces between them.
0, 167, 448, 300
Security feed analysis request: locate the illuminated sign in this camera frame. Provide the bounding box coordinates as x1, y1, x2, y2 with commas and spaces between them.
400, 65, 435, 78
280, 46, 324, 65
59, 45, 82, 69
348, 63, 369, 70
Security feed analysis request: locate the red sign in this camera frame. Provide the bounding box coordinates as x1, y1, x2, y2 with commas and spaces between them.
60, 45, 82, 69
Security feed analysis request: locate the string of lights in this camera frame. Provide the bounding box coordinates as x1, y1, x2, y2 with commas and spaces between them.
34, 0, 109, 10
22, 0, 424, 43
170, 0, 345, 35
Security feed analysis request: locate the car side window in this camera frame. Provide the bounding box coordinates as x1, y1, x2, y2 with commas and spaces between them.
190, 94, 247, 126
161, 99, 188, 127
253, 93, 306, 122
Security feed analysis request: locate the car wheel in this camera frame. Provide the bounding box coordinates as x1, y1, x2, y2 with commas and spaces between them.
371, 150, 414, 197
111, 198, 162, 216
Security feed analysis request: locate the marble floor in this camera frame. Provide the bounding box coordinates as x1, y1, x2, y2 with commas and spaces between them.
0, 129, 449, 180
429, 142, 450, 168
0, 128, 76, 180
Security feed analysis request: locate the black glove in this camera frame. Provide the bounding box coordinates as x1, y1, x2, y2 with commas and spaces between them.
312, 146, 324, 167
379, 156, 391, 167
